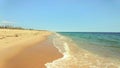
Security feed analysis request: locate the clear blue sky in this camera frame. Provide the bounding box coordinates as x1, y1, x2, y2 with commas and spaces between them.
0, 0, 120, 32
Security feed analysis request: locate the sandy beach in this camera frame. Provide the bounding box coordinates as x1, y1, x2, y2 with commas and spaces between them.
0, 29, 62, 68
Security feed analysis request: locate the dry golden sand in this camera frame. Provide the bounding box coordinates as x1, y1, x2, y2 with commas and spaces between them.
0, 29, 62, 68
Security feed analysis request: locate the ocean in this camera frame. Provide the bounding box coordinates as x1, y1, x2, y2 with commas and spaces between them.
45, 32, 120, 68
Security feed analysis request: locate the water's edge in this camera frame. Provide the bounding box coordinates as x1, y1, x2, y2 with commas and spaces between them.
45, 32, 120, 68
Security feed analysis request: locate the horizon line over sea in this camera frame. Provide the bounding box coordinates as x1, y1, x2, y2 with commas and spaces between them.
57, 31, 120, 33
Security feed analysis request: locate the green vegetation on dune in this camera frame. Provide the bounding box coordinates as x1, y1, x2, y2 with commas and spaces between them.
0, 25, 46, 31
0, 25, 25, 30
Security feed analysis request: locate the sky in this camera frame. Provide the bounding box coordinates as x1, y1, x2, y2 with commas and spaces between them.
0, 0, 120, 32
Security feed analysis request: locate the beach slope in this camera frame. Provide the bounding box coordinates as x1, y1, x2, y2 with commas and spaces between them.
0, 29, 62, 68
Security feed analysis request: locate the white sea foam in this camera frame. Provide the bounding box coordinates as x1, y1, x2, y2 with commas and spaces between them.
45, 33, 73, 68
45, 32, 120, 68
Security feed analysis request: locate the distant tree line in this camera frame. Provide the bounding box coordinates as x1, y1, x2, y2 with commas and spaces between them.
0, 25, 26, 30
0, 25, 42, 31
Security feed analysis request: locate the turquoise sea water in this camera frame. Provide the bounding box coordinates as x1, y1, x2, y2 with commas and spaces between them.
59, 32, 120, 60
59, 32, 120, 47
45, 32, 120, 68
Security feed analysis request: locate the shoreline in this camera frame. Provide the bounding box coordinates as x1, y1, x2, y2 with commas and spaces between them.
0, 29, 63, 68
1, 29, 119, 68
45, 33, 120, 68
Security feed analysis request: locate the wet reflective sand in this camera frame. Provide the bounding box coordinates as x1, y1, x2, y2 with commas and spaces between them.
3, 40, 62, 68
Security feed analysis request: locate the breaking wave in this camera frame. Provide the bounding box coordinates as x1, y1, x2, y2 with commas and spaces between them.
45, 32, 120, 68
